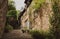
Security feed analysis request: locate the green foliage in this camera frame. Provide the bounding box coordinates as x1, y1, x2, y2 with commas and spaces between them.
6, 0, 18, 29
7, 10, 17, 19
30, 30, 45, 39
8, 0, 16, 10
30, 30, 54, 39
8, 4, 16, 11
7, 0, 17, 19
5, 25, 13, 32
49, 1, 60, 39
33, 0, 45, 9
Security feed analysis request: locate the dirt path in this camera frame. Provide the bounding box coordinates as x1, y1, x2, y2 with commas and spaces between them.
2, 30, 33, 39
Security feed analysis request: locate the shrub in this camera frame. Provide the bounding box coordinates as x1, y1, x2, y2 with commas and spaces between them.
4, 25, 13, 33
29, 30, 56, 39
30, 30, 46, 39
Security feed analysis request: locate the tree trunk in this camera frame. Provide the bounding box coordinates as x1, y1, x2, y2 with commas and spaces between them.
0, 0, 8, 38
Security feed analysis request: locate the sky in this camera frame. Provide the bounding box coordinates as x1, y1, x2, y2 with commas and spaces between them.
13, 0, 25, 11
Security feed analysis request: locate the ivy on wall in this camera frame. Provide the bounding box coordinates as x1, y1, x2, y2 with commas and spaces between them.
32, 0, 45, 9
49, 1, 60, 39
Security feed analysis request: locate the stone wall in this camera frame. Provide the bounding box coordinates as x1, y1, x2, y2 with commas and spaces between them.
21, 0, 53, 32
21, 7, 29, 29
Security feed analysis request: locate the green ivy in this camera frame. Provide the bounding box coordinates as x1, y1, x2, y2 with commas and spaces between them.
33, 0, 45, 9
50, 1, 60, 39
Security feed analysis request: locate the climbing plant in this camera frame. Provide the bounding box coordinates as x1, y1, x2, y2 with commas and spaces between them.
32, 0, 45, 9
50, 1, 60, 39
